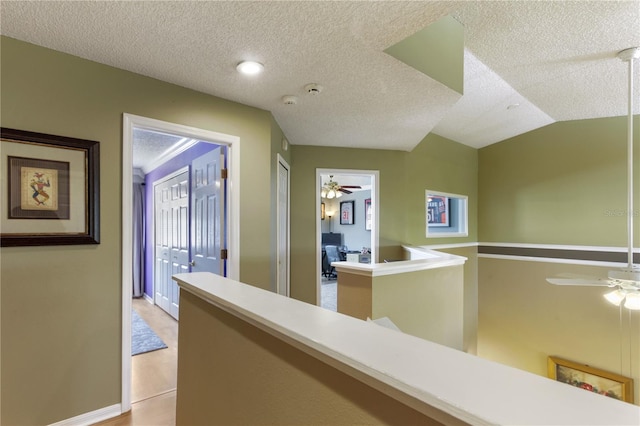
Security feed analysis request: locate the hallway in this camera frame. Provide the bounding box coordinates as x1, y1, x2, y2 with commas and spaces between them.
96, 298, 177, 425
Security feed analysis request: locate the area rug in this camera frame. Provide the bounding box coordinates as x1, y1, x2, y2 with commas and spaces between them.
132, 309, 168, 356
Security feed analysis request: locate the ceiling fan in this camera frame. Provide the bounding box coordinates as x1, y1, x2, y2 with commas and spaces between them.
321, 175, 361, 199
547, 47, 640, 310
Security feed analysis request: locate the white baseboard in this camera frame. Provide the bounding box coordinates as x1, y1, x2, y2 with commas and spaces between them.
48, 403, 122, 426
144, 293, 154, 304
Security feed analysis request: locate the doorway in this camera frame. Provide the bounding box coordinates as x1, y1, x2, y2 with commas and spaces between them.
316, 169, 379, 310
121, 113, 240, 412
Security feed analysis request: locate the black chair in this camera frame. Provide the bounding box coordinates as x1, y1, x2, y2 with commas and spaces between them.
324, 245, 341, 279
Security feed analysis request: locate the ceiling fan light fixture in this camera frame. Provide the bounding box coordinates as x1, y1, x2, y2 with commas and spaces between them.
336, 191, 343, 198
623, 292, 640, 310
604, 289, 626, 306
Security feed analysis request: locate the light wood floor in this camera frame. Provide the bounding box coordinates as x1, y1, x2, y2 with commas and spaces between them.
95, 298, 178, 426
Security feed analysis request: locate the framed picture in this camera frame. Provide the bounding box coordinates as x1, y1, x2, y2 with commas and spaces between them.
321, 202, 326, 220
548, 356, 634, 403
340, 200, 354, 225
364, 198, 372, 231
1, 127, 100, 246
427, 194, 449, 227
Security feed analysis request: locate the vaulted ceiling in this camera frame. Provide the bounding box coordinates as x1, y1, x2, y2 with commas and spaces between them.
2, 1, 639, 153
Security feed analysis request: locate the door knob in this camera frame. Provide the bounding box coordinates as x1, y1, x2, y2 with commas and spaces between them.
189, 260, 196, 266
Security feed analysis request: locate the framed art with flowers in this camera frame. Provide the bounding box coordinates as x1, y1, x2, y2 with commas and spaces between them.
547, 356, 633, 403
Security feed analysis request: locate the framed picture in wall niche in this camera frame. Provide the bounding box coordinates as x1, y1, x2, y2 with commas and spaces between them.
340, 200, 354, 225
1, 127, 100, 247
548, 356, 634, 403
427, 194, 449, 227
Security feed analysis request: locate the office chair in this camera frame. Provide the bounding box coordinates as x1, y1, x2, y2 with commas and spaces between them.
324, 245, 341, 279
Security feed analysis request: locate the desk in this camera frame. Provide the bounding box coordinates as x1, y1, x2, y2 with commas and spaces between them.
322, 248, 362, 277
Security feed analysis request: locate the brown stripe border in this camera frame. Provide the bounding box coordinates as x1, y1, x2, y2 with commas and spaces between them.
478, 246, 640, 264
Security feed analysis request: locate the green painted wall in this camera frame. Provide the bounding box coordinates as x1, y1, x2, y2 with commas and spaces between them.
0, 36, 275, 425
479, 117, 640, 245
477, 116, 640, 405
290, 133, 478, 305
290, 146, 406, 304
384, 15, 464, 95
405, 133, 478, 245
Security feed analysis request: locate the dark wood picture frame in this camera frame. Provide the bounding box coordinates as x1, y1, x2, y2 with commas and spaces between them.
1, 127, 100, 246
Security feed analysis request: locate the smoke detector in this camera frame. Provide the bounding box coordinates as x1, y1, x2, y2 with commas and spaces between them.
304, 83, 323, 95
282, 95, 298, 105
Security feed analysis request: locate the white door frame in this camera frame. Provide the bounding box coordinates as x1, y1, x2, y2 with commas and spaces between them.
121, 113, 240, 412
276, 154, 291, 297
315, 169, 379, 306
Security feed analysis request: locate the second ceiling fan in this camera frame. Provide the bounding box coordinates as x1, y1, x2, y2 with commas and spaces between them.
321, 175, 361, 199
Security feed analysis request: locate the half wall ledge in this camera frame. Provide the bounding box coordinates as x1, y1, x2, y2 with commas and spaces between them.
173, 271, 640, 426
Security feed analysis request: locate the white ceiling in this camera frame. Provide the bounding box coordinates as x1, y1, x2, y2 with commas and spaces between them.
1, 1, 639, 153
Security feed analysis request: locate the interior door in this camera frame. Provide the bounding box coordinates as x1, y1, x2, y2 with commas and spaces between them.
190, 148, 225, 276
154, 170, 189, 320
276, 156, 290, 296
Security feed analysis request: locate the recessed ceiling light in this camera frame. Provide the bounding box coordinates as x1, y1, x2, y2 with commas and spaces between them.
236, 61, 264, 75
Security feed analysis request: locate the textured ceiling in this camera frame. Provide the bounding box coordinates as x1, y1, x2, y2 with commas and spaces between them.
1, 1, 639, 154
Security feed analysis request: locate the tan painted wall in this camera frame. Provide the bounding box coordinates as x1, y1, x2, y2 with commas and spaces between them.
0, 36, 275, 425
336, 272, 373, 320
478, 258, 640, 405
336, 265, 464, 350
176, 290, 461, 426
373, 266, 464, 350
438, 246, 478, 354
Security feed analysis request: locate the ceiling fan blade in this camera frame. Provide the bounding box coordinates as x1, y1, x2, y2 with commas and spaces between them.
546, 277, 613, 287
339, 188, 352, 194
340, 185, 361, 189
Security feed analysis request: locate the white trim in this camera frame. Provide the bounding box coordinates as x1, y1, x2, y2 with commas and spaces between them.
121, 113, 241, 413
152, 166, 189, 187
478, 242, 640, 253
316, 168, 379, 306
143, 293, 154, 304
121, 114, 134, 413
142, 138, 199, 174
48, 403, 121, 426
426, 232, 469, 238
276, 154, 291, 297
426, 189, 468, 238
412, 242, 638, 254
333, 254, 466, 277
477, 253, 627, 268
